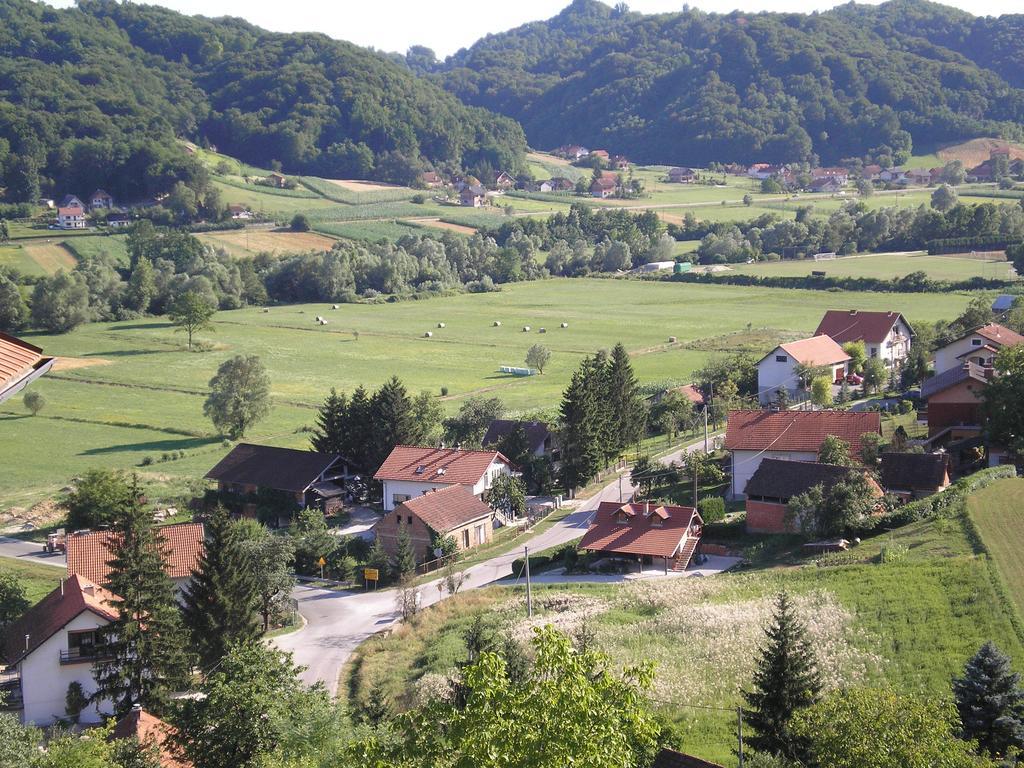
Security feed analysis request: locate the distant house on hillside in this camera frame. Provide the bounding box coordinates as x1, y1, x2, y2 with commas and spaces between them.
460, 185, 487, 207
590, 149, 610, 162
267, 172, 288, 188
482, 419, 558, 459
667, 167, 697, 184
579, 501, 703, 574
814, 309, 913, 368
811, 167, 849, 184
920, 362, 990, 439
57, 202, 87, 229
756, 335, 850, 405
0, 332, 55, 404
227, 204, 252, 220
880, 452, 951, 501
933, 323, 1024, 373
743, 458, 882, 533
612, 155, 630, 169
879, 168, 906, 183
548, 177, 575, 191
58, 194, 84, 209
89, 189, 114, 209
494, 171, 515, 190
556, 145, 589, 161
106, 211, 131, 228
809, 177, 843, 194
373, 445, 514, 511
724, 409, 882, 498
862, 164, 883, 180
903, 168, 932, 186
590, 176, 617, 198
420, 171, 443, 188
373, 485, 494, 564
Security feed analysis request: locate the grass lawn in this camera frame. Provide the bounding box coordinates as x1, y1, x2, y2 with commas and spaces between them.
62, 234, 129, 267
196, 229, 338, 259
0, 279, 972, 510
729, 252, 1014, 282
0, 556, 63, 605
343, 500, 1022, 766
968, 477, 1024, 620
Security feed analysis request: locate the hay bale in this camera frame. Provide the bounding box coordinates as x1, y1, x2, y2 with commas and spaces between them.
424, 331, 433, 338
668, 336, 677, 343
493, 321, 502, 327
561, 322, 568, 328
522, 326, 531, 332
539, 328, 546, 333
437, 322, 446, 328
332, 304, 339, 310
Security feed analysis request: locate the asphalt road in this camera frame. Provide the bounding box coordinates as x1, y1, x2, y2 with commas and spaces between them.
0, 535, 65, 569
274, 435, 714, 694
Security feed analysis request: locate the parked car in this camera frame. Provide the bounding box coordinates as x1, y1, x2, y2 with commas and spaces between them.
846, 373, 864, 385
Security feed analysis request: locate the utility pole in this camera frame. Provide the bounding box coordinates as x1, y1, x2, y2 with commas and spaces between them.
737, 707, 745, 767
703, 404, 709, 454
618, 474, 623, 503
693, 460, 699, 510
524, 545, 533, 618
709, 381, 715, 430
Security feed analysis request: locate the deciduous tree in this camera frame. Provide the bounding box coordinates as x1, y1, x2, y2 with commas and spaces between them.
168, 290, 216, 351
204, 355, 271, 439
525, 343, 551, 374
982, 346, 1024, 454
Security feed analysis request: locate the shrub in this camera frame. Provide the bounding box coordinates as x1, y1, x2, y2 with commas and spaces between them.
698, 496, 726, 524
440, 386, 449, 396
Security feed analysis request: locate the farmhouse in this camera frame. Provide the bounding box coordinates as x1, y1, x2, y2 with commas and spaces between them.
460, 185, 487, 207
89, 189, 114, 209
932, 323, 1024, 373
374, 485, 493, 564
880, 452, 952, 501
756, 335, 850, 405
579, 501, 703, 574
58, 194, 84, 208
420, 171, 443, 188
205, 443, 360, 515
725, 409, 882, 499
812, 167, 849, 183
482, 419, 558, 458
374, 445, 514, 511
57, 203, 87, 229
66, 522, 204, 594
494, 171, 515, 189
106, 212, 131, 228
2, 575, 119, 726
920, 362, 990, 438
590, 176, 617, 198
743, 459, 882, 534
667, 167, 697, 183
814, 309, 913, 367
0, 332, 55, 404
903, 168, 933, 186
612, 155, 630, 169
267, 172, 288, 188
862, 164, 883, 180
549, 177, 575, 191
113, 706, 192, 768
557, 144, 589, 161
809, 177, 844, 194
227, 204, 252, 220
590, 149, 610, 162
747, 163, 773, 180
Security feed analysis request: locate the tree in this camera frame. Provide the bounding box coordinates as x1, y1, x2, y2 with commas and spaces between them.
954, 641, 1024, 758
0, 571, 29, 644
931, 183, 959, 212
788, 472, 878, 538
0, 219, 8, 243
182, 505, 259, 671
606, 343, 647, 455
290, 507, 337, 576
290, 213, 311, 232
486, 474, 527, 519
837, 378, 851, 404
204, 355, 271, 439
0, 274, 28, 332
650, 389, 694, 440
742, 592, 821, 761
176, 643, 333, 768
368, 376, 419, 470
22, 390, 44, 416
861, 358, 887, 394
310, 388, 348, 455
791, 687, 985, 768
810, 376, 833, 407
168, 290, 216, 351
743, 194, 753, 206
525, 343, 551, 374
30, 271, 91, 333
859, 432, 882, 466
349, 626, 660, 768
818, 435, 853, 466
982, 346, 1024, 454
93, 484, 190, 715
394, 524, 416, 583
443, 396, 504, 448
558, 366, 602, 492
0, 701, 38, 768
842, 341, 867, 373
235, 524, 295, 633
66, 469, 137, 530
124, 258, 156, 314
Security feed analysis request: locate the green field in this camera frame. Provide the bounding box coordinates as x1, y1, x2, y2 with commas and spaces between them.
968, 478, 1024, 619
0, 279, 973, 511
346, 496, 1023, 766
728, 252, 1014, 281
0, 556, 63, 604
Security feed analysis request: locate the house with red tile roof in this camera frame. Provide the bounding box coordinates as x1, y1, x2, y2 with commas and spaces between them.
0, 332, 55, 404
590, 175, 617, 198
374, 485, 494, 564
374, 445, 514, 511
579, 501, 703, 574
2, 575, 119, 725
933, 323, 1024, 375
814, 310, 913, 369
57, 202, 87, 229
651, 747, 725, 768
756, 336, 850, 405
113, 706, 192, 768
725, 409, 882, 498
66, 522, 204, 595
920, 361, 991, 439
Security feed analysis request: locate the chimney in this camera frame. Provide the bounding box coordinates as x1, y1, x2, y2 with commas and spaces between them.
82, 584, 95, 596
60, 578, 64, 597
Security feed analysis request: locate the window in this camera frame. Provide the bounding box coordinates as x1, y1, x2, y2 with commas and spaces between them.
870, 347, 877, 357
392, 493, 411, 506
462, 529, 470, 548
407, 515, 413, 525
972, 338, 983, 346
775, 355, 788, 363
476, 525, 486, 545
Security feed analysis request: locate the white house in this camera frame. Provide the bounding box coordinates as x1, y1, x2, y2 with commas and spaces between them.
2, 575, 118, 726
57, 204, 87, 230
814, 310, 914, 368
756, 336, 850, 405
724, 410, 883, 499
374, 446, 514, 511
932, 323, 1024, 374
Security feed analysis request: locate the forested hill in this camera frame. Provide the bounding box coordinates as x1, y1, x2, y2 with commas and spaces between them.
433, 0, 1024, 167
0, 0, 526, 203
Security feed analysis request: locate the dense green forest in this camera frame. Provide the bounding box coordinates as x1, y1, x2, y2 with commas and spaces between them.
430, 0, 1024, 167
0, 0, 526, 202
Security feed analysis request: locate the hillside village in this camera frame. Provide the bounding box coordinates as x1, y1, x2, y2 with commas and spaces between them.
4, 0, 1024, 767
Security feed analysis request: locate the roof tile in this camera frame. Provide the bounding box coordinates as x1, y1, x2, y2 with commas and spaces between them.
776, 336, 850, 367
396, 485, 493, 533
205, 443, 346, 493
814, 310, 910, 345
579, 502, 699, 558
374, 445, 510, 485
66, 522, 204, 585
724, 410, 881, 455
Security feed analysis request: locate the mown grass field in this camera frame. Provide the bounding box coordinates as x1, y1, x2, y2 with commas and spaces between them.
0, 279, 971, 511
0, 556, 63, 604
196, 229, 338, 258
345, 503, 1022, 766
728, 252, 1015, 281
0, 241, 77, 276
968, 478, 1024, 620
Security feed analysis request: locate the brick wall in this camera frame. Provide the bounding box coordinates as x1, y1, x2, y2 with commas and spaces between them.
745, 500, 790, 534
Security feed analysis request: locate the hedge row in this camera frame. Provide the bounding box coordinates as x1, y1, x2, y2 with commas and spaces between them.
926, 237, 1023, 255
664, 270, 1012, 293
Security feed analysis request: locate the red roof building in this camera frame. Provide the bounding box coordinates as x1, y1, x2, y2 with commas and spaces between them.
0, 332, 54, 403
757, 336, 850, 404
66, 522, 204, 590
374, 445, 514, 511
113, 706, 192, 768
579, 501, 703, 573
933, 323, 1024, 374
374, 485, 495, 564
814, 310, 914, 368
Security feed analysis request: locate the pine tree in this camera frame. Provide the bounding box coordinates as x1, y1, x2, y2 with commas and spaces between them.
346, 385, 372, 468
93, 482, 190, 715
558, 365, 602, 492
606, 343, 646, 456
181, 505, 259, 671
583, 351, 616, 468
369, 376, 417, 470
742, 592, 822, 761
367, 536, 391, 583
953, 641, 1024, 757
394, 524, 417, 584
311, 388, 348, 455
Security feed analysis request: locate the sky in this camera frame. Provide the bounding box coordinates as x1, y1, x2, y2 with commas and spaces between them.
47, 0, 1015, 57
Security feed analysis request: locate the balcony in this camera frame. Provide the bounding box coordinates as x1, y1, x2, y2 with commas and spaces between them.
0, 669, 22, 709
59, 647, 112, 665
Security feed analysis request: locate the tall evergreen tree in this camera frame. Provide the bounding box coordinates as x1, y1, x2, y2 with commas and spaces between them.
369, 376, 418, 470
558, 365, 603, 492
181, 505, 259, 671
93, 481, 190, 715
583, 351, 616, 468
394, 524, 417, 584
953, 641, 1024, 758
742, 592, 822, 761
311, 388, 348, 455
346, 385, 372, 468
606, 343, 647, 456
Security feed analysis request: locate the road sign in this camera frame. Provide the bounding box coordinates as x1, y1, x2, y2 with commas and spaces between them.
364, 567, 379, 582
317, 557, 326, 567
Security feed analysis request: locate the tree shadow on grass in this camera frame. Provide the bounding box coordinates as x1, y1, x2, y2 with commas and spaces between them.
111, 322, 175, 331
79, 436, 220, 456
83, 349, 166, 357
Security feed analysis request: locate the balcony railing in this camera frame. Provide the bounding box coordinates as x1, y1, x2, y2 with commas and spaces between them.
59, 647, 112, 665
0, 669, 22, 709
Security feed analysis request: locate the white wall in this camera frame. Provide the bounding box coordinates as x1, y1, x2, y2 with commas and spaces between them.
757, 348, 801, 404
17, 612, 113, 726
934, 334, 996, 374
381, 458, 512, 511
730, 449, 818, 499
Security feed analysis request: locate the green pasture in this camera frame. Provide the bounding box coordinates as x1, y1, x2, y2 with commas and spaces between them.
62, 234, 129, 267
0, 557, 63, 605
968, 478, 1024, 620
728, 252, 1015, 281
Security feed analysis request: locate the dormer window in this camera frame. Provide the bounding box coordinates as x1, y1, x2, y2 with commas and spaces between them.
415, 465, 426, 475
615, 512, 629, 525
972, 338, 982, 347
651, 517, 663, 528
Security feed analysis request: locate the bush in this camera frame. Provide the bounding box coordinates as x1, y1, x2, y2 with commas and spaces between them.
698, 496, 726, 524
290, 213, 311, 232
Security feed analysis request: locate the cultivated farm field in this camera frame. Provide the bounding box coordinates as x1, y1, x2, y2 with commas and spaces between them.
196, 229, 339, 258
0, 279, 973, 512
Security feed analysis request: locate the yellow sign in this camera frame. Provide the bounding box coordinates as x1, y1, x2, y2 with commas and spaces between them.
317, 556, 327, 567
364, 567, 379, 582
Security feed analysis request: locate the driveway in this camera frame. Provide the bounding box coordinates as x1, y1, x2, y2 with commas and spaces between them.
0, 536, 65, 569
274, 434, 715, 694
